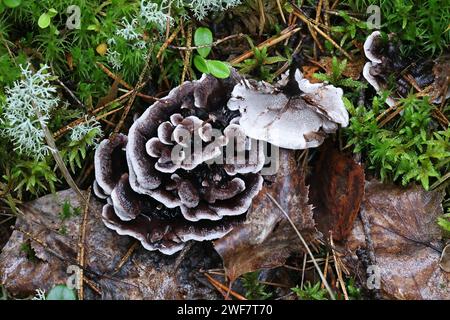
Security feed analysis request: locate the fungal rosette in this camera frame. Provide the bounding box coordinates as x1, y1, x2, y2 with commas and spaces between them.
94, 73, 264, 255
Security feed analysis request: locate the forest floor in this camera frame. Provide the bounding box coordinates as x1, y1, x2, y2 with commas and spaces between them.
0, 0, 449, 300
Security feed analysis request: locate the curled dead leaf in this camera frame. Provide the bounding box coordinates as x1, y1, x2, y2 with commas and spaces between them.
309, 142, 365, 241
301, 65, 321, 83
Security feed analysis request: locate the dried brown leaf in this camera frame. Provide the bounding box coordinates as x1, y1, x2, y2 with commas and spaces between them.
346, 180, 449, 299
0, 190, 222, 299
301, 65, 321, 83
214, 149, 320, 282
309, 142, 365, 241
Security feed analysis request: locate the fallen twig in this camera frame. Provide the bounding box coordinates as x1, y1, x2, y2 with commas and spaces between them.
76, 188, 91, 300
204, 272, 247, 300
229, 26, 301, 65
170, 33, 245, 51
35, 106, 87, 207
114, 43, 155, 134
157, 25, 181, 61
181, 24, 192, 83
292, 4, 352, 60
112, 241, 139, 275
267, 193, 336, 300
330, 234, 348, 300
96, 62, 158, 102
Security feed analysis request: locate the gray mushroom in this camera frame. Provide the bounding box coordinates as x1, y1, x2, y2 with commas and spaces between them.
227, 69, 348, 149
363, 31, 450, 106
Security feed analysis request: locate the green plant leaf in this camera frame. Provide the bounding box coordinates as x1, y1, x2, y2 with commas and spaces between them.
38, 13, 51, 29
206, 60, 230, 79
3, 0, 22, 8
48, 8, 58, 18
263, 56, 287, 65
46, 285, 77, 300
87, 24, 99, 31
194, 27, 213, 58
438, 215, 450, 232
193, 55, 209, 74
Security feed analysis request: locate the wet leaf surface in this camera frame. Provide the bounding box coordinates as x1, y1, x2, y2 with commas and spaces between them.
0, 190, 222, 299
345, 180, 450, 299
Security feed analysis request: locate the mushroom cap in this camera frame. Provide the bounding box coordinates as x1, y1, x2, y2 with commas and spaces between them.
227, 70, 348, 149
102, 204, 242, 255
362, 31, 449, 106
94, 133, 128, 198
362, 31, 397, 107
363, 30, 383, 64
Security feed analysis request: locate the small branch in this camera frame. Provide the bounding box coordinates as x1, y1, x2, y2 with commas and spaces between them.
77, 188, 91, 300
53, 92, 130, 140
54, 78, 86, 110
359, 206, 381, 299
35, 106, 87, 207
378, 106, 404, 127
181, 24, 192, 83
114, 43, 155, 134
170, 34, 245, 51
276, 0, 287, 24
330, 234, 349, 300
203, 272, 247, 300
257, 0, 266, 36
112, 241, 139, 275
229, 26, 301, 65
96, 62, 159, 102
267, 193, 336, 300
292, 4, 352, 60
157, 25, 181, 60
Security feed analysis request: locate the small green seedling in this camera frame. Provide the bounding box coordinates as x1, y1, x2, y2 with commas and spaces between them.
20, 241, 37, 262
237, 37, 286, 81
242, 271, 272, 300
291, 281, 329, 300
38, 8, 58, 29
59, 200, 81, 221
193, 27, 230, 79
313, 56, 365, 91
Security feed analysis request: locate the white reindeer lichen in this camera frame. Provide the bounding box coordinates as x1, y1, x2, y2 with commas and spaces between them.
32, 288, 46, 300
106, 49, 123, 71
106, 0, 242, 72
1, 63, 59, 160
186, 0, 242, 20
115, 18, 141, 41
140, 0, 173, 32
139, 0, 242, 28
70, 116, 102, 144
